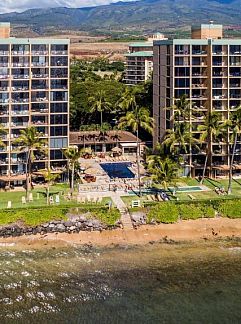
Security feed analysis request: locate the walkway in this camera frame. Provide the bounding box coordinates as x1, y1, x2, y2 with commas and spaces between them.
77, 190, 133, 230
110, 192, 133, 230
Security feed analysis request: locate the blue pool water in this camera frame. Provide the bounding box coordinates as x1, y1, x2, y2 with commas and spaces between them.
169, 186, 204, 193
100, 162, 135, 178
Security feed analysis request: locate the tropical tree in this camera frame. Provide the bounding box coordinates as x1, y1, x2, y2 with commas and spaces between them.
14, 127, 47, 199
118, 106, 153, 196
62, 146, 82, 195
147, 156, 179, 190
166, 95, 192, 123
41, 168, 61, 204
117, 85, 143, 112
163, 122, 200, 167
224, 106, 241, 194
88, 89, 111, 127
0, 124, 6, 148
198, 112, 223, 184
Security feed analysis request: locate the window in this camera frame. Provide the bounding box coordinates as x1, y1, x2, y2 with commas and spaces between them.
50, 91, 68, 101
50, 137, 68, 148
50, 114, 67, 125
50, 102, 68, 113
50, 149, 65, 160
50, 126, 67, 136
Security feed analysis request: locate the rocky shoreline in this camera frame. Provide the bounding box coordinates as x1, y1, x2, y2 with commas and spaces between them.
0, 214, 122, 238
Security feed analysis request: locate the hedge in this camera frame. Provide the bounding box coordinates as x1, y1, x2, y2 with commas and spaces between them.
0, 205, 121, 227
217, 200, 241, 219
147, 201, 217, 223
147, 203, 179, 224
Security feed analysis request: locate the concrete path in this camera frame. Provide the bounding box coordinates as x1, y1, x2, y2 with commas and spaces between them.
110, 192, 133, 230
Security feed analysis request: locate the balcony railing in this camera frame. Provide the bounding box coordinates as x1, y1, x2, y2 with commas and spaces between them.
51, 51, 68, 55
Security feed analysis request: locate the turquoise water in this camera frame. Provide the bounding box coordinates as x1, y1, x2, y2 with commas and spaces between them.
1, 240, 241, 323
169, 186, 204, 192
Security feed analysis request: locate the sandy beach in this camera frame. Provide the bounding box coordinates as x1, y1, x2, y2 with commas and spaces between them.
1, 218, 241, 249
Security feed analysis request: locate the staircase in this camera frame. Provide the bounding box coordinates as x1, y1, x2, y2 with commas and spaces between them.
111, 193, 133, 230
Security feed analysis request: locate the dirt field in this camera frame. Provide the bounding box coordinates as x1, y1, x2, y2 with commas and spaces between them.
13, 28, 129, 61
70, 41, 129, 60
41, 33, 129, 60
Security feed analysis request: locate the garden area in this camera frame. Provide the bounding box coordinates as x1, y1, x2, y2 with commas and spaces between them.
0, 184, 119, 227
140, 199, 241, 224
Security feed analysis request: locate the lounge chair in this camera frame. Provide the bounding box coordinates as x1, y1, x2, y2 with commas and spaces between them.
157, 194, 163, 201
188, 194, 196, 200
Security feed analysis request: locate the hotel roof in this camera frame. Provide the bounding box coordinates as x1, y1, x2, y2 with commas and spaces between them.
125, 51, 153, 57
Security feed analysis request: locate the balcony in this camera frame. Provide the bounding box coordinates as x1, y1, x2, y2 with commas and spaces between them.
32, 120, 48, 126
31, 108, 48, 114
12, 63, 29, 68
11, 110, 29, 116
0, 111, 9, 116
192, 50, 207, 55
12, 86, 29, 91
0, 51, 9, 55
0, 75, 10, 79
32, 74, 49, 79
11, 51, 30, 55
12, 74, 29, 79
229, 72, 241, 77
32, 97, 48, 102
11, 99, 29, 103
31, 62, 48, 67
213, 95, 227, 100
11, 122, 29, 127
51, 51, 68, 55
31, 51, 48, 55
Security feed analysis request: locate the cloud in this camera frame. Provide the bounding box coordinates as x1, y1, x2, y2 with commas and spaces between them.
0, 0, 133, 13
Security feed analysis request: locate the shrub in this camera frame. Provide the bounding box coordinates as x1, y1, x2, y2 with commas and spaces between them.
178, 204, 203, 220
202, 205, 216, 218
178, 203, 215, 220
92, 208, 120, 226
147, 203, 179, 224
217, 200, 241, 218
0, 207, 68, 226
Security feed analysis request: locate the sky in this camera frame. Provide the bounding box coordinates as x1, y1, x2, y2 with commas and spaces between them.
0, 0, 134, 13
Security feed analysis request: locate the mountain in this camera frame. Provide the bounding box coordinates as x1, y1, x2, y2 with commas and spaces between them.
0, 0, 240, 34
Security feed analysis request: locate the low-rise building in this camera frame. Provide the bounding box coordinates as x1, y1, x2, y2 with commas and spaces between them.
70, 130, 144, 155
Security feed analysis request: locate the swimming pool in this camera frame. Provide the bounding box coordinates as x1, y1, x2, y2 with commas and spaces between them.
100, 162, 135, 179
169, 186, 205, 193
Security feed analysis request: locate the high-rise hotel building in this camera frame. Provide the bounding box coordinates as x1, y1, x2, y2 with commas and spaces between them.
153, 24, 241, 176
0, 23, 69, 182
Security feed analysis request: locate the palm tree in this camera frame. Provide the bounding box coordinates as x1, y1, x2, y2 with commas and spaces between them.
224, 106, 241, 194
41, 168, 61, 204
14, 127, 47, 199
118, 106, 153, 196
197, 112, 223, 184
88, 90, 111, 127
62, 146, 82, 195
163, 122, 200, 167
117, 85, 143, 112
147, 156, 179, 190
167, 94, 192, 123
0, 124, 6, 148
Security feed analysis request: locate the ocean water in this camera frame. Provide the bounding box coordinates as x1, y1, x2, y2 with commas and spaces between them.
1, 240, 241, 323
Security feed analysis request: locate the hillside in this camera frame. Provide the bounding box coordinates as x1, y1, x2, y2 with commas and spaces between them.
0, 0, 240, 34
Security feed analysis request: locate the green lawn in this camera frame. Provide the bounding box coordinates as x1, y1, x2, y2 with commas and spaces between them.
0, 184, 112, 209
